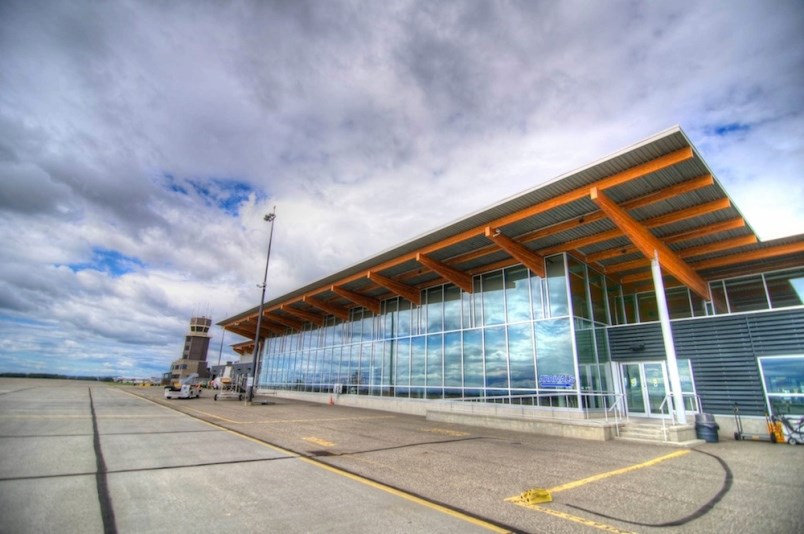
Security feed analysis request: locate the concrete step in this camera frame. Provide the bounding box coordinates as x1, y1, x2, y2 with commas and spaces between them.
616, 422, 702, 446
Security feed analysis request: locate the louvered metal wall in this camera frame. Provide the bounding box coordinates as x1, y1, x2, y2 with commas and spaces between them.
607, 309, 804, 416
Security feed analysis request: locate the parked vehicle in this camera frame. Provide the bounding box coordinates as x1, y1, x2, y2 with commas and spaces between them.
164, 373, 202, 399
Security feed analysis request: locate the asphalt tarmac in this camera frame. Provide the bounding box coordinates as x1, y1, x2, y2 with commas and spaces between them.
1, 378, 802, 533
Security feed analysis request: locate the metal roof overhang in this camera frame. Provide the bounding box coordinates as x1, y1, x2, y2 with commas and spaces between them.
221, 126, 804, 341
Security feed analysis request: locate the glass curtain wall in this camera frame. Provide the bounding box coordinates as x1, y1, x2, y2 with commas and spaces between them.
260, 253, 619, 406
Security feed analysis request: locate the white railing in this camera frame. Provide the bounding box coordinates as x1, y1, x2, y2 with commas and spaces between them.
432, 391, 626, 427
659, 392, 702, 440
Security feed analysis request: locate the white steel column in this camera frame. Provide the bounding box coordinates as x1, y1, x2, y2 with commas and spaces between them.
651, 252, 688, 424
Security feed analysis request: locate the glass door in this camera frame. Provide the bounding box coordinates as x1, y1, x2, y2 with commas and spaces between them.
622, 363, 646, 415
621, 362, 670, 418
644, 362, 669, 416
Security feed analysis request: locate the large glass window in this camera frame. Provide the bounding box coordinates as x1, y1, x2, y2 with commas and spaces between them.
508, 323, 536, 390
444, 331, 462, 388
530, 274, 545, 320
725, 275, 768, 313
759, 356, 804, 416
666, 286, 693, 319
637, 292, 658, 322
505, 266, 532, 323
398, 299, 412, 336
568, 257, 590, 320
426, 287, 444, 333
426, 334, 443, 397
534, 318, 576, 390
396, 338, 410, 393
588, 269, 608, 324
766, 268, 804, 309
546, 255, 569, 317
410, 336, 426, 388
444, 285, 462, 331
483, 326, 508, 394
709, 281, 728, 315
482, 271, 506, 326
463, 329, 484, 390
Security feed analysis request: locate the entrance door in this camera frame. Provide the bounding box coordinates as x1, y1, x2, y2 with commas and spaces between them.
621, 362, 670, 418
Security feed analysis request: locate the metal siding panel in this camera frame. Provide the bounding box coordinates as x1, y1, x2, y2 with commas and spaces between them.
608, 309, 804, 416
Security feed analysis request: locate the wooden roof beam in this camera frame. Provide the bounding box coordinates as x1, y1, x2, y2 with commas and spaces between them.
590, 187, 710, 300
302, 296, 350, 321
330, 285, 381, 314
586, 218, 748, 263
690, 242, 804, 271
259, 319, 287, 334
266, 313, 304, 331
416, 253, 474, 293
664, 217, 746, 244
678, 235, 758, 259
279, 305, 325, 327
323, 148, 695, 290
603, 236, 758, 273
484, 227, 546, 278
367, 271, 421, 305
643, 197, 730, 228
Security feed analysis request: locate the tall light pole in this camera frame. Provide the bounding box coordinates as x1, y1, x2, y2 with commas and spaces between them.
247, 206, 277, 403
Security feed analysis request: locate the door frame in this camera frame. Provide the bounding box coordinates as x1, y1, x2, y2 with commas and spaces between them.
619, 361, 671, 418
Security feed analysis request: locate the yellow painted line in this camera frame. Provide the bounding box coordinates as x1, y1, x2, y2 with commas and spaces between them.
123, 388, 508, 532
303, 436, 335, 447
181, 408, 243, 424
515, 504, 636, 534
179, 411, 396, 425
297, 453, 510, 532
548, 449, 690, 493
240, 415, 397, 425
505, 450, 689, 532
420, 427, 471, 437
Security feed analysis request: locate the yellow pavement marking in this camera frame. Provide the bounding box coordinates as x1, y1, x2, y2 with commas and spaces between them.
303, 436, 335, 447
547, 449, 690, 493
125, 391, 509, 533
420, 427, 471, 437
506, 450, 690, 533
180, 411, 396, 425
519, 504, 637, 534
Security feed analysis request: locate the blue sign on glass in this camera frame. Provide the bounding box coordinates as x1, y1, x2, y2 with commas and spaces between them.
538, 374, 576, 388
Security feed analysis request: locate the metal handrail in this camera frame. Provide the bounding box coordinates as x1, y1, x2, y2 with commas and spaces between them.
659, 392, 702, 440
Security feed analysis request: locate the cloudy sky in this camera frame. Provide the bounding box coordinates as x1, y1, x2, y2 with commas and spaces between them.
1, 1, 802, 378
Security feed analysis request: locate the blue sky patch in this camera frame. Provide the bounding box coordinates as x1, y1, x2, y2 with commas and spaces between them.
163, 174, 261, 216
708, 123, 751, 137
67, 248, 144, 277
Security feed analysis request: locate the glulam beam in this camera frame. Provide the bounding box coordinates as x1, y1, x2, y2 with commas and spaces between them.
265, 313, 303, 331
678, 235, 758, 259
280, 305, 325, 326
586, 218, 748, 263
484, 227, 546, 278
302, 296, 350, 321
690, 242, 804, 271
331, 285, 381, 314
416, 253, 474, 293
367, 271, 421, 305
590, 187, 710, 300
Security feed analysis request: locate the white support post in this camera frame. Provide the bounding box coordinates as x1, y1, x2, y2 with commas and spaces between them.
651, 252, 688, 425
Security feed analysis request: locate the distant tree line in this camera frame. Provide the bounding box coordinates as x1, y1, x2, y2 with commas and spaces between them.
0, 372, 115, 382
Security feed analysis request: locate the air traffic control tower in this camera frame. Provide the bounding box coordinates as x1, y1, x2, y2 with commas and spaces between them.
167, 316, 212, 382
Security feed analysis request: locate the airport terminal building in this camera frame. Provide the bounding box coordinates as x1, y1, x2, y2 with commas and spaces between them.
221, 127, 803, 437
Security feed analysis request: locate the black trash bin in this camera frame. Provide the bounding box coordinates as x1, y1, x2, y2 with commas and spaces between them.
695, 413, 719, 443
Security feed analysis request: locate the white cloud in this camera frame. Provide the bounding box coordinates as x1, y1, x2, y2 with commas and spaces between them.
0, 0, 802, 376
